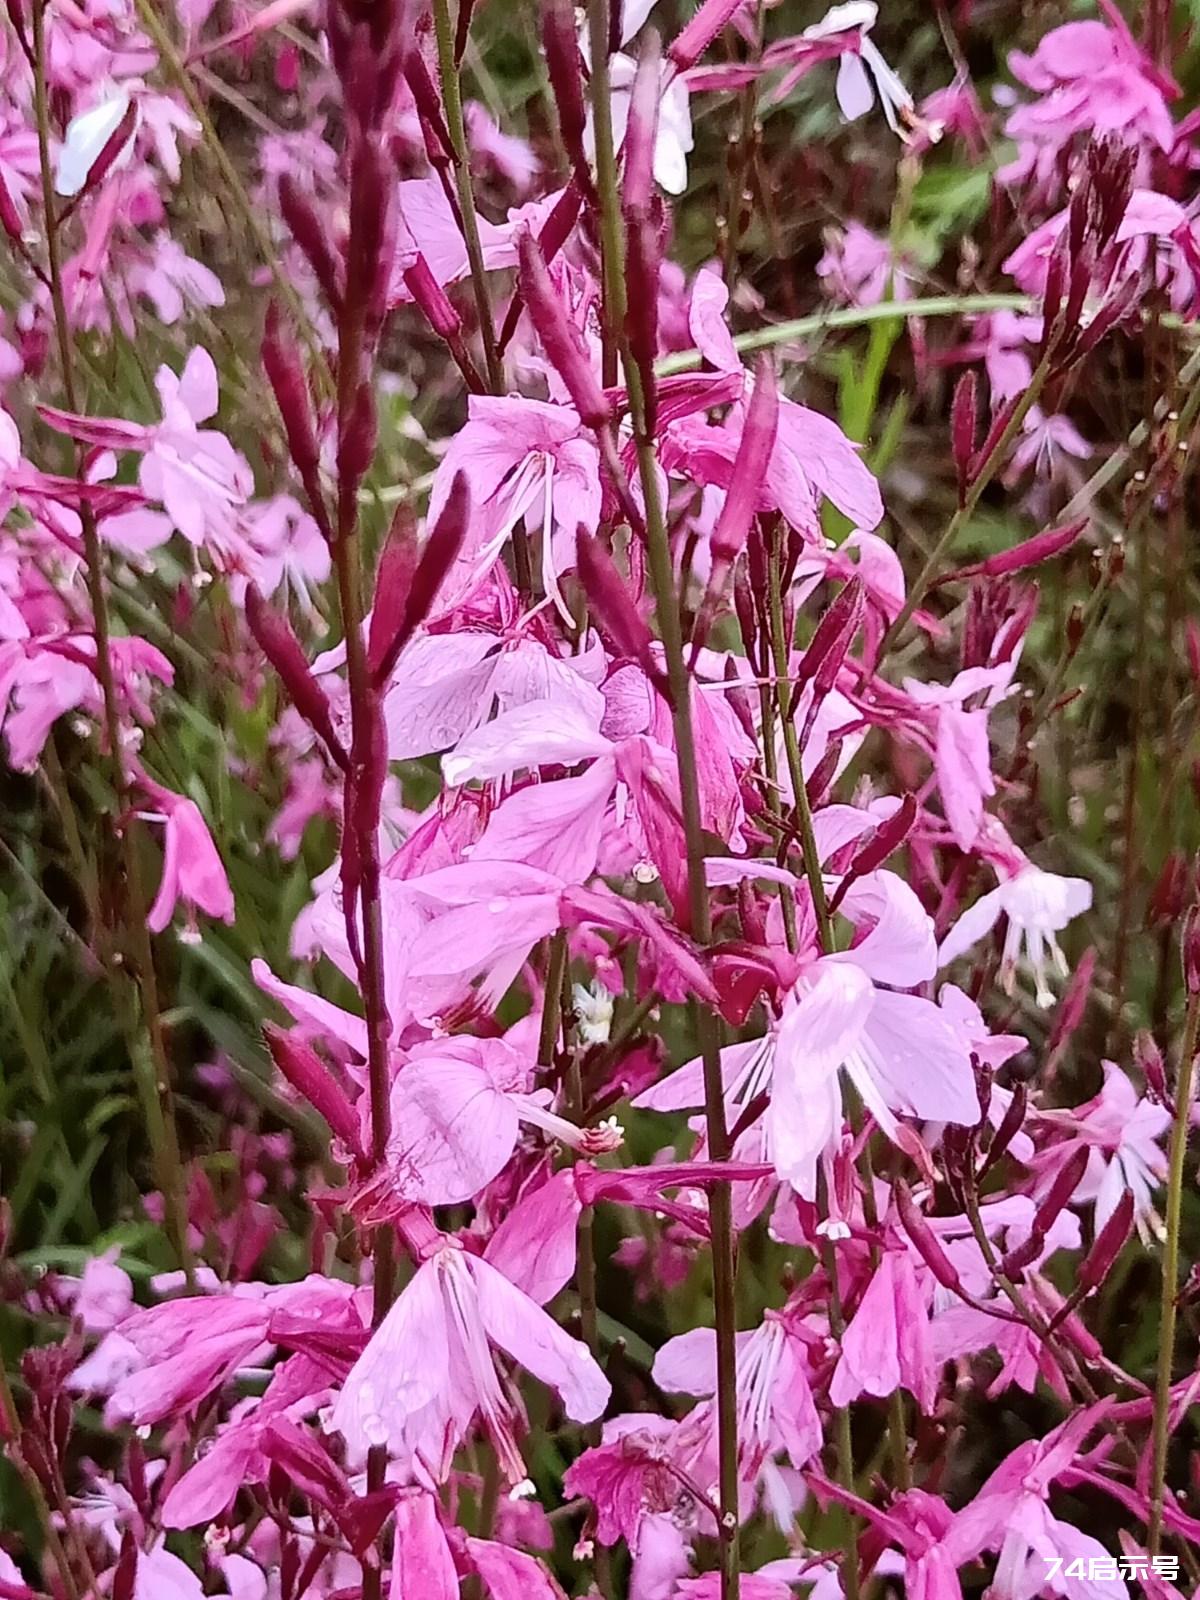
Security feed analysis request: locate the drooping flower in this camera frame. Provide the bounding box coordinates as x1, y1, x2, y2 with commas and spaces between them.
330, 1240, 609, 1486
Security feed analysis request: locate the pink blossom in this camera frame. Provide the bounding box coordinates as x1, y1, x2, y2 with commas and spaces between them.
142, 783, 236, 937
331, 1241, 609, 1486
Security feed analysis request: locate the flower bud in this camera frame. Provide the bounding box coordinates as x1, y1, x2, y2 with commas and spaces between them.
368, 505, 420, 682
263, 303, 332, 541
669, 0, 746, 71
895, 1179, 962, 1292
542, 0, 594, 198
951, 370, 976, 504
403, 251, 461, 340
279, 175, 343, 311
797, 576, 865, 693
577, 528, 665, 691
517, 228, 610, 427
1079, 1189, 1135, 1296
623, 30, 661, 217
1184, 903, 1200, 995
978, 1082, 1027, 1184
691, 360, 777, 656
370, 473, 471, 687
1032, 1145, 1089, 1237
1135, 1029, 1168, 1106
245, 585, 348, 771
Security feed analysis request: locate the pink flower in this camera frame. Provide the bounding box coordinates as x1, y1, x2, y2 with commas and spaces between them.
41, 347, 253, 549
425, 395, 600, 619
141, 784, 235, 937
330, 1241, 609, 1486
830, 1244, 936, 1412
1033, 1062, 1169, 1235
945, 1404, 1129, 1600
902, 663, 1016, 852
939, 858, 1092, 1006
653, 1313, 824, 1480
677, 270, 884, 538
387, 1033, 620, 1206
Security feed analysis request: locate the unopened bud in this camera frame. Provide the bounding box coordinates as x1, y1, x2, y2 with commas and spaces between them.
279, 175, 343, 311
1033, 1145, 1089, 1237
895, 1180, 961, 1292
1183, 904, 1200, 995
246, 585, 348, 771
1079, 1189, 1135, 1295
950, 370, 976, 504
669, 0, 748, 70
517, 229, 610, 427
370, 472, 471, 688
1135, 1029, 1168, 1106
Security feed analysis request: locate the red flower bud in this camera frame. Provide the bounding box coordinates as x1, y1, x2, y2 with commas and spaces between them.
669, 0, 746, 71
370, 472, 472, 688
542, 0, 594, 199
937, 519, 1086, 587
623, 30, 661, 217
951, 370, 977, 504
403, 250, 461, 340
245, 585, 348, 771
279, 175, 343, 312
895, 1179, 962, 1293
1032, 1145, 1090, 1238
691, 359, 777, 657
517, 228, 611, 427
1135, 1029, 1168, 1106
263, 303, 332, 541
577, 528, 666, 693
797, 576, 865, 694
978, 1080, 1027, 1181
1078, 1189, 1135, 1296
264, 1024, 362, 1155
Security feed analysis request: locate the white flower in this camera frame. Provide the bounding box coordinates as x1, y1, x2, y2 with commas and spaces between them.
573, 978, 614, 1045
55, 88, 137, 198
938, 866, 1093, 1007
803, 1, 914, 134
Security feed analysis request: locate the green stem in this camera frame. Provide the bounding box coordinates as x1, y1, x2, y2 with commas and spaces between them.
583, 8, 740, 1588
1149, 991, 1200, 1557
432, 0, 502, 393
656, 294, 1038, 376
586, 0, 624, 389
32, 0, 193, 1282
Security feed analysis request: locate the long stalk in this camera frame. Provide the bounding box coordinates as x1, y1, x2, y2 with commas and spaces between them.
31, 0, 193, 1280
1148, 990, 1200, 1558
432, 0, 502, 393
331, 135, 395, 1600
583, 6, 740, 1590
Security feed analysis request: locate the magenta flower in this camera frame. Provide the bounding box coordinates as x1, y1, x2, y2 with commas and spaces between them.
425, 395, 600, 619
41, 347, 253, 549
945, 1404, 1129, 1600
330, 1240, 609, 1487
830, 1244, 937, 1412
140, 783, 235, 937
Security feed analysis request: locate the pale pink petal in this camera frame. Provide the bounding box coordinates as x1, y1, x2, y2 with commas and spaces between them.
468, 1255, 610, 1422
389, 1052, 518, 1205
484, 1170, 581, 1304
330, 1261, 448, 1460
